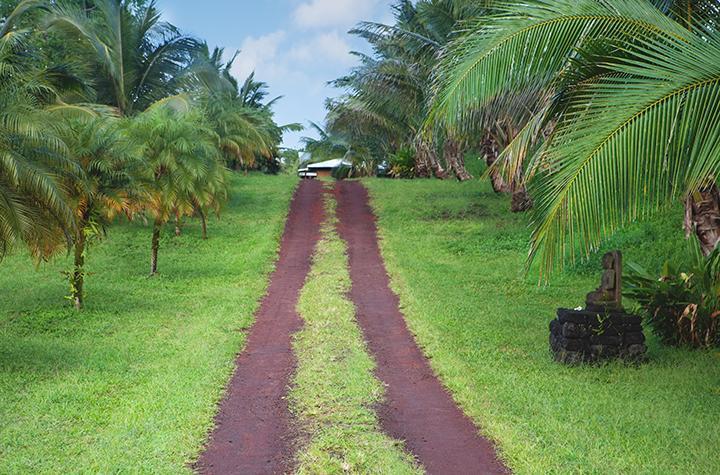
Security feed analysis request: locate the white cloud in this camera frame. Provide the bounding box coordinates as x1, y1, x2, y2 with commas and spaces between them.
232, 31, 287, 80
288, 31, 354, 66
293, 0, 380, 29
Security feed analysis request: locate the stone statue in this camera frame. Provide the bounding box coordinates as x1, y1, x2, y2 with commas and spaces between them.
585, 251, 623, 311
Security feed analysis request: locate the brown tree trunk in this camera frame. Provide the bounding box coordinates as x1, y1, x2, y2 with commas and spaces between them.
174, 211, 182, 237
443, 139, 473, 182
685, 183, 720, 256
416, 138, 448, 179
414, 150, 431, 178
482, 135, 511, 193
71, 227, 86, 310
150, 218, 162, 276
511, 188, 533, 213
428, 149, 448, 179
413, 138, 431, 178
199, 207, 208, 240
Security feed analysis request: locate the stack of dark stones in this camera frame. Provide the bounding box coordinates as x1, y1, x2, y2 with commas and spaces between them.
549, 308, 647, 364
549, 250, 647, 365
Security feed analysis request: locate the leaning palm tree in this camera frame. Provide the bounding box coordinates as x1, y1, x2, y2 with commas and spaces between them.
47, 0, 201, 115
429, 0, 720, 274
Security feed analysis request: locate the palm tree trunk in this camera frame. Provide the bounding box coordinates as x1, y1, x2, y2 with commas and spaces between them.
174, 211, 182, 237
685, 183, 720, 256
482, 135, 511, 193
199, 207, 208, 240
416, 138, 447, 179
443, 139, 473, 182
414, 151, 431, 178
511, 188, 533, 213
413, 138, 431, 178
429, 149, 448, 179
71, 227, 86, 310
150, 218, 162, 276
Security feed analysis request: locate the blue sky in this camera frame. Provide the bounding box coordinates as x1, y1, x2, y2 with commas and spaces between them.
156, 0, 394, 150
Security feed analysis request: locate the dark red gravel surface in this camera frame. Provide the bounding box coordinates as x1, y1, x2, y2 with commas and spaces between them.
195, 180, 324, 475
335, 180, 508, 475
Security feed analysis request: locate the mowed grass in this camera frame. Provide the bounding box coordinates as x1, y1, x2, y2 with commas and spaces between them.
290, 187, 420, 474
364, 177, 720, 474
0, 174, 297, 473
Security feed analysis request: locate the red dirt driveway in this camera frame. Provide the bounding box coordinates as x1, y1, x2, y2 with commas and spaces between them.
335, 180, 508, 475
195, 180, 324, 475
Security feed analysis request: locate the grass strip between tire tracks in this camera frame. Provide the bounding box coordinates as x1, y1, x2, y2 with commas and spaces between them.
290, 184, 421, 474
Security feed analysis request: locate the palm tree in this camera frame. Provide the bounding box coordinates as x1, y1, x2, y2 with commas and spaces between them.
0, 0, 75, 261
47, 0, 201, 115
189, 45, 299, 172
191, 155, 228, 240
301, 121, 353, 161
55, 113, 138, 309
325, 0, 493, 181
238, 72, 280, 110
429, 0, 720, 273
131, 104, 224, 275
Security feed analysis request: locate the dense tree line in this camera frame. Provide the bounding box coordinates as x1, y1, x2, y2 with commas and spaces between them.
323, 0, 720, 270
0, 0, 295, 309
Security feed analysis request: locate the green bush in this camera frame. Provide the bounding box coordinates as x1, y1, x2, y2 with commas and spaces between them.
625, 243, 720, 348
388, 147, 416, 179
332, 164, 354, 180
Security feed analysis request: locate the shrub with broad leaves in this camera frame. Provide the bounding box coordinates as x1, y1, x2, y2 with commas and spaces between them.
388, 147, 416, 179
625, 244, 720, 349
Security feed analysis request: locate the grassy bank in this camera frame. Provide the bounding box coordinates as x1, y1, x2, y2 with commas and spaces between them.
290, 187, 419, 474
0, 174, 297, 473
364, 177, 720, 474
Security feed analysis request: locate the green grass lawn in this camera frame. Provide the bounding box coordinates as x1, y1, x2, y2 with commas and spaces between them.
364, 177, 720, 474
0, 174, 297, 473
290, 186, 419, 474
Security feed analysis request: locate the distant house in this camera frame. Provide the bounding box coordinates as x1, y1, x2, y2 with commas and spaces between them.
302, 159, 352, 179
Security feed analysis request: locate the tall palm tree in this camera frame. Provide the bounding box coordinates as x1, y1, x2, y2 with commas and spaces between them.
189, 45, 299, 171
326, 0, 494, 181
238, 72, 280, 110
47, 0, 201, 115
429, 0, 720, 274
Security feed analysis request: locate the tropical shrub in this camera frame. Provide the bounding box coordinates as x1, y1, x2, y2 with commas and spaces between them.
388, 147, 416, 179
331, 164, 354, 181
626, 245, 720, 348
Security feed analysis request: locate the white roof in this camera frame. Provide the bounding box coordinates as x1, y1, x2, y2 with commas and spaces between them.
307, 159, 352, 169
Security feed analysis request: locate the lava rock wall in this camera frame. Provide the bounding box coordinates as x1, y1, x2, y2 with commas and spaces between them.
549, 308, 647, 364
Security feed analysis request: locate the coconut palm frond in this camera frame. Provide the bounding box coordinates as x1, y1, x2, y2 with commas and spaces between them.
427, 0, 691, 129
529, 30, 720, 275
